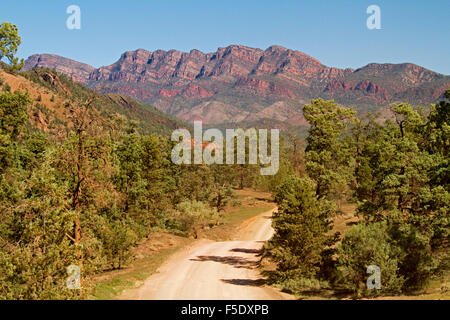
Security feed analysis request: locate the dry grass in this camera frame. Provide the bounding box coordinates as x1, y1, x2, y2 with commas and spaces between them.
330, 202, 359, 238
202, 189, 275, 241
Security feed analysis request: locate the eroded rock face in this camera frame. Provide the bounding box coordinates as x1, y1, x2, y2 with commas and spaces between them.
24, 45, 450, 125
23, 54, 95, 84
233, 77, 296, 99
324, 80, 391, 103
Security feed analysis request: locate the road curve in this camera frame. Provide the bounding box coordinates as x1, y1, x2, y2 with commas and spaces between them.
119, 208, 293, 300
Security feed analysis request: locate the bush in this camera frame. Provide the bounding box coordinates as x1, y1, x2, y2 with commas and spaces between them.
336, 221, 405, 297
0, 156, 89, 300
166, 200, 220, 237
210, 186, 235, 211
0, 244, 86, 300
387, 215, 436, 292
99, 218, 139, 270
267, 273, 329, 295
2, 83, 11, 92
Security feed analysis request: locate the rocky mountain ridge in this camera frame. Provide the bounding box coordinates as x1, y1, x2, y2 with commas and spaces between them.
24, 45, 450, 125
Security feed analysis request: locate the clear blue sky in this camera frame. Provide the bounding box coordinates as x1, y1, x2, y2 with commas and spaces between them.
2, 0, 449, 74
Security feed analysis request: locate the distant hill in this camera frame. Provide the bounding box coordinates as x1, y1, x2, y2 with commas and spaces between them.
24, 54, 95, 84
0, 67, 184, 137
24, 45, 450, 125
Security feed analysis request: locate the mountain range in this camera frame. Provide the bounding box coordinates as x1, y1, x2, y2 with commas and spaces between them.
23, 45, 450, 126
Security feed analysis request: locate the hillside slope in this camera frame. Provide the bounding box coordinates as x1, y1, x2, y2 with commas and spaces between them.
1, 67, 184, 136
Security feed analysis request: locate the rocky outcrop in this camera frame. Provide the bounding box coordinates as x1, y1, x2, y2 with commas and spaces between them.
234, 77, 296, 98
24, 45, 450, 125
23, 54, 95, 84
324, 80, 391, 103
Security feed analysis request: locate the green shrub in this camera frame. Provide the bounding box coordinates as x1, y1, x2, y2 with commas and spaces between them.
0, 156, 88, 300
2, 83, 11, 92
336, 221, 405, 297
99, 218, 139, 270
387, 216, 436, 292
230, 198, 242, 207
268, 274, 329, 295
166, 200, 220, 237
210, 186, 235, 211
0, 244, 86, 300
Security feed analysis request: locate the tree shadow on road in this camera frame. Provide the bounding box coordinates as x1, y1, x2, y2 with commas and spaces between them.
190, 255, 257, 269
230, 248, 261, 254
221, 278, 267, 287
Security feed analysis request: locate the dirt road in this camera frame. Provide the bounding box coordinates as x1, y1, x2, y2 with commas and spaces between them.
119, 208, 293, 300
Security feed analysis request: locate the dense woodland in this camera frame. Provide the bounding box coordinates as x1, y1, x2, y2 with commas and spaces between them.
0, 23, 448, 299
265, 96, 449, 296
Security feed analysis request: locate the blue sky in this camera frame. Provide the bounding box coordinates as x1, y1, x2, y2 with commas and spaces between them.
2, 0, 449, 74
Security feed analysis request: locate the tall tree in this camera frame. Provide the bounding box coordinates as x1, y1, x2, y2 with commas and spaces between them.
0, 22, 24, 72
265, 176, 336, 281
303, 99, 356, 200
58, 94, 113, 268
